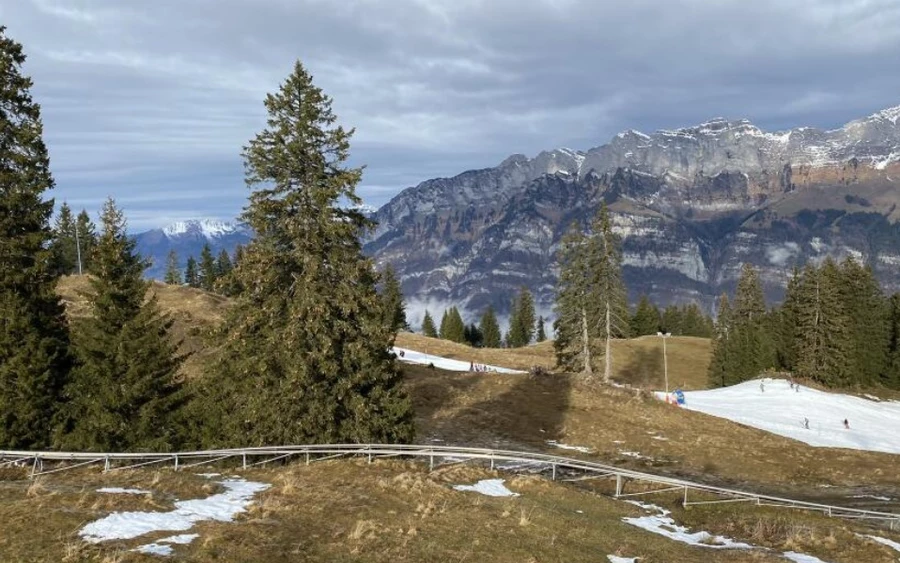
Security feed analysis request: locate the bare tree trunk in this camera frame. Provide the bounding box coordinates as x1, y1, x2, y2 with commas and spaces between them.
604, 301, 611, 384
581, 307, 593, 378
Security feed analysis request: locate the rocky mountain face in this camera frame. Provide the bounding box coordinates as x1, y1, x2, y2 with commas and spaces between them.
135, 220, 252, 279
364, 106, 900, 325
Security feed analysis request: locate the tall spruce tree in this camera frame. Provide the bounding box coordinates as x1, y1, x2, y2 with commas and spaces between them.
194, 61, 413, 447
51, 202, 79, 275
776, 268, 802, 371
630, 295, 660, 337
57, 199, 184, 451
184, 257, 200, 288
75, 209, 97, 272
439, 307, 466, 343
794, 260, 853, 387
838, 258, 889, 386
886, 293, 900, 389
421, 310, 438, 338
199, 244, 217, 292
536, 315, 547, 343
506, 287, 535, 348
707, 293, 733, 387
660, 305, 683, 336
464, 323, 483, 347
0, 27, 72, 448
378, 263, 407, 333
554, 204, 628, 381
164, 250, 181, 285
216, 249, 233, 279
480, 306, 501, 348
729, 263, 775, 382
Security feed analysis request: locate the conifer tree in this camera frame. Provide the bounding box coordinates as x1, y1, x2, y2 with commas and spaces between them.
794, 260, 853, 387
421, 310, 438, 338
184, 257, 200, 288
729, 263, 775, 382
554, 204, 628, 381
506, 287, 535, 348
57, 199, 184, 451
51, 202, 79, 275
216, 249, 233, 279
707, 293, 733, 387
199, 244, 217, 291
194, 61, 413, 447
464, 323, 483, 347
378, 263, 407, 333
886, 293, 900, 389
838, 258, 889, 386
680, 304, 710, 337
660, 305, 683, 336
164, 250, 181, 285
480, 306, 502, 348
75, 209, 97, 272
0, 27, 72, 448
776, 268, 802, 371
630, 295, 660, 337
439, 307, 466, 343
536, 315, 547, 342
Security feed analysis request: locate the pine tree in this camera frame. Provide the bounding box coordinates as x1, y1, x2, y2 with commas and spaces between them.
0, 27, 73, 448
164, 250, 181, 285
886, 293, 900, 389
56, 199, 185, 451
199, 244, 217, 292
660, 305, 683, 336
50, 202, 79, 275
480, 306, 502, 348
184, 257, 200, 288
794, 260, 853, 387
536, 315, 547, 342
421, 310, 438, 338
729, 263, 776, 382
838, 257, 889, 386
216, 249, 233, 279
506, 287, 535, 348
378, 263, 407, 333
464, 323, 483, 347
553, 204, 628, 381
776, 268, 802, 371
630, 295, 660, 337
193, 61, 414, 447
680, 304, 710, 337
215, 248, 243, 297
440, 307, 466, 343
75, 209, 97, 272
708, 293, 733, 388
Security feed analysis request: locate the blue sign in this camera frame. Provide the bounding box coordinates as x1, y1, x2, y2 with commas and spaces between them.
673, 389, 685, 405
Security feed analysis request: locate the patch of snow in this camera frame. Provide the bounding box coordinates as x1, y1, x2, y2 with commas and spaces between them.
656, 378, 900, 455
132, 543, 173, 556
873, 152, 900, 170
196, 473, 222, 478
163, 219, 238, 239
783, 552, 831, 563
861, 534, 900, 553
453, 479, 519, 497
159, 534, 199, 544
809, 237, 826, 253
97, 487, 151, 495
863, 394, 882, 402
868, 105, 900, 125
546, 440, 594, 453
652, 436, 669, 441
79, 478, 270, 543
607, 556, 638, 563
392, 347, 524, 374
851, 494, 892, 501
622, 502, 753, 549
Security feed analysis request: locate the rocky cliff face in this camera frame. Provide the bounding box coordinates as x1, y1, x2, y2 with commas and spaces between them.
364, 106, 900, 325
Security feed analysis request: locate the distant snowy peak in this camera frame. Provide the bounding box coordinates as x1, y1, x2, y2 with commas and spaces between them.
865, 105, 900, 126
162, 219, 241, 239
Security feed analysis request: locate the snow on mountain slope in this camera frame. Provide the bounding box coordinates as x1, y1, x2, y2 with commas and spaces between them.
162, 219, 240, 239
656, 379, 900, 455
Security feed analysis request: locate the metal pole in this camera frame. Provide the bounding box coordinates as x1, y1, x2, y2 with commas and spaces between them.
683, 486, 688, 506
242, 453, 247, 470
615, 474, 622, 497
74, 222, 83, 275
551, 464, 556, 481
663, 335, 669, 396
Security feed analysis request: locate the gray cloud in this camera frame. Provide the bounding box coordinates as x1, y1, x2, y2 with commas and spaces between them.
2, 0, 900, 229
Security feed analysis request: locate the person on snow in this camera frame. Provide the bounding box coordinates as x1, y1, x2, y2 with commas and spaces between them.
760, 381, 765, 393
843, 419, 850, 430
803, 417, 809, 429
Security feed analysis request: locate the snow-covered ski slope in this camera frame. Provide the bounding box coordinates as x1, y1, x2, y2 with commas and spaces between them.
392, 347, 523, 374
657, 379, 900, 455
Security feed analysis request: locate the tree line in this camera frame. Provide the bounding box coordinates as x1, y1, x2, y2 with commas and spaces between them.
709, 259, 900, 389
0, 28, 413, 450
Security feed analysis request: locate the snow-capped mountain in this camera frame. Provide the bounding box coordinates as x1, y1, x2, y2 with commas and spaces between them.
135, 219, 253, 279
365, 105, 900, 325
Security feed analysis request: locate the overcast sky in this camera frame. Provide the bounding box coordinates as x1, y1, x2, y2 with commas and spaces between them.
3, 0, 900, 230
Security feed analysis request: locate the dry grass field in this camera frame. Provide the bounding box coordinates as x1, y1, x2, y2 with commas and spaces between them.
1, 459, 898, 562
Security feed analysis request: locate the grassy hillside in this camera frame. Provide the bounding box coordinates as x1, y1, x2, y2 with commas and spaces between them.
1, 459, 897, 562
